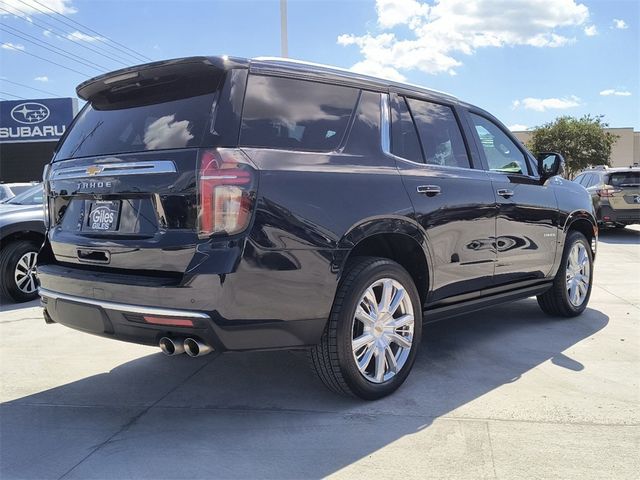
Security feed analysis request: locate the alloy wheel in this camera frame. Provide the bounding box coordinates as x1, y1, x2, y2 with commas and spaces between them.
566, 243, 590, 307
351, 278, 415, 384
14, 251, 38, 294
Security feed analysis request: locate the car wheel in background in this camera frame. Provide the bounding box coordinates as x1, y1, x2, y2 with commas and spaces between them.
0, 240, 40, 303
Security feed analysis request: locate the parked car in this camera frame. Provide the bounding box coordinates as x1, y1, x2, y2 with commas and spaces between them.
0, 184, 44, 302
38, 56, 597, 399
0, 182, 39, 204
573, 166, 640, 228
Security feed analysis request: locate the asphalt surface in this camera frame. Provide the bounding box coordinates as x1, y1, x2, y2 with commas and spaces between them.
1, 227, 638, 479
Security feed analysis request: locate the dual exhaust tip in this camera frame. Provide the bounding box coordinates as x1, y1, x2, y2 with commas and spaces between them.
159, 337, 213, 357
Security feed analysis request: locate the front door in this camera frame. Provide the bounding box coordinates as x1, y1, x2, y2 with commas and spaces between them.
467, 112, 559, 285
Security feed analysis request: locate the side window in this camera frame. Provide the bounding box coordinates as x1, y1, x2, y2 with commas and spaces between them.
469, 113, 529, 175
406, 98, 470, 168
589, 174, 602, 187
391, 96, 423, 162
239, 75, 359, 152
573, 174, 585, 185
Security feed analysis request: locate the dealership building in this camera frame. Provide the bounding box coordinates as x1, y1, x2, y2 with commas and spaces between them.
0, 97, 78, 183
513, 127, 640, 169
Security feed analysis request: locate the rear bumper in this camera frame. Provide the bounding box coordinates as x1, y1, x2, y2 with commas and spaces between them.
597, 205, 640, 225
37, 259, 331, 351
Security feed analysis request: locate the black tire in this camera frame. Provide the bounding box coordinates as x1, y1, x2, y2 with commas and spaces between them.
537, 231, 593, 317
309, 257, 422, 400
0, 240, 40, 303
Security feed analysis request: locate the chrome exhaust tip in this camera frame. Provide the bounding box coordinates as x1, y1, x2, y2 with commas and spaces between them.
159, 337, 185, 356
184, 337, 213, 357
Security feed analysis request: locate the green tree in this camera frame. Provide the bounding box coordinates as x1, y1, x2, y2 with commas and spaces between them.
526, 115, 618, 178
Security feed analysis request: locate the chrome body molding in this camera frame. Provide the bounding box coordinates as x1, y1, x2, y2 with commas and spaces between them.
38, 287, 210, 319
51, 160, 177, 180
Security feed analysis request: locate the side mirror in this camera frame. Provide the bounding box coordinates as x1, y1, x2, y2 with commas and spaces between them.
537, 152, 565, 182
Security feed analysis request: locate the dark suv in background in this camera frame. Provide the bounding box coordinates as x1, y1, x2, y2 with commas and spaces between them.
574, 167, 640, 228
39, 56, 597, 399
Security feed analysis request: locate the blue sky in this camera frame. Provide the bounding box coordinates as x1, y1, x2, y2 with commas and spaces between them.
1, 0, 638, 130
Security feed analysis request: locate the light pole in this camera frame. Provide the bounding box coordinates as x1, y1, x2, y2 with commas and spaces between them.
280, 0, 288, 58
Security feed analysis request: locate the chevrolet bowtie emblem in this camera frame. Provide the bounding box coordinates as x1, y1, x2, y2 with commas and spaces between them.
86, 165, 104, 176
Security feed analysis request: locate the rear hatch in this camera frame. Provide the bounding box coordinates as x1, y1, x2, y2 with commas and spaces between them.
606, 171, 640, 210
45, 58, 253, 276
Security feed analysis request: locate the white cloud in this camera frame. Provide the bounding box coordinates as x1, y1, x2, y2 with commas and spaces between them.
66, 31, 103, 42
34, 76, 49, 82
508, 124, 529, 131
583, 25, 598, 36
512, 96, 581, 112
0, 0, 76, 16
338, 0, 590, 77
612, 19, 628, 29
376, 0, 429, 29
1, 42, 25, 51
600, 89, 631, 96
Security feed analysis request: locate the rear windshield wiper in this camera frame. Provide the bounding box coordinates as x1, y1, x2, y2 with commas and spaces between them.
69, 120, 104, 158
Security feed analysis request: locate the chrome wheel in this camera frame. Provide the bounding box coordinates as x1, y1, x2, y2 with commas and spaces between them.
351, 278, 415, 384
14, 251, 38, 294
566, 243, 590, 307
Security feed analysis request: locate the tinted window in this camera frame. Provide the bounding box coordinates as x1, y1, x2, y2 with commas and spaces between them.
391, 97, 423, 162
56, 93, 218, 160
608, 171, 640, 187
470, 113, 528, 174
406, 98, 470, 168
240, 75, 358, 152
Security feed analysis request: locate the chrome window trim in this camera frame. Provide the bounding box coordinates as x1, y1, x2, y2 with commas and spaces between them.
380, 93, 391, 154
38, 287, 210, 319
51, 160, 177, 180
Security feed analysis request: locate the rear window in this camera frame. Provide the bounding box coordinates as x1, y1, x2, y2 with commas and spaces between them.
55, 93, 217, 160
608, 171, 640, 187
240, 75, 358, 152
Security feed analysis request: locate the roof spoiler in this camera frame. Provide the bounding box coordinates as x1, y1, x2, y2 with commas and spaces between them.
76, 56, 247, 101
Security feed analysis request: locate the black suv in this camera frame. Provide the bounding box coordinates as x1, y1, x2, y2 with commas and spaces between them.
39, 56, 597, 399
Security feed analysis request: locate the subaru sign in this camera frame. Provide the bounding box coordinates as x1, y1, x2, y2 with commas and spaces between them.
0, 97, 77, 143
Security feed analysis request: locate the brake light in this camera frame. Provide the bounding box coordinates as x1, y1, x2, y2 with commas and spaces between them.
596, 187, 622, 197
197, 149, 256, 238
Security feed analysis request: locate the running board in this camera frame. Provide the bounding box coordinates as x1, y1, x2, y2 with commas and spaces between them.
423, 282, 553, 323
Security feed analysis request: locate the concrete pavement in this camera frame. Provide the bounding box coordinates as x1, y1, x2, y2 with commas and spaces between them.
1, 227, 638, 479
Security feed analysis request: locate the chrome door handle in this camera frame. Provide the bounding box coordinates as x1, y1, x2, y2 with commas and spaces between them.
497, 189, 514, 198
417, 185, 441, 196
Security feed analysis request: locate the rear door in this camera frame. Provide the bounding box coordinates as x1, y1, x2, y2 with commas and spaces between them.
389, 93, 497, 302
466, 112, 559, 285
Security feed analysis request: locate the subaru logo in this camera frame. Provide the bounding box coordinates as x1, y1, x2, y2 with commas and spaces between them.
10, 102, 50, 124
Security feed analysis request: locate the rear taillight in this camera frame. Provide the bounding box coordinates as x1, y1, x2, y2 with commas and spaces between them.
596, 187, 622, 197
197, 149, 257, 238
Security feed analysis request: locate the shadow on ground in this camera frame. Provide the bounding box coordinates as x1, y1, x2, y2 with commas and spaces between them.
0, 298, 609, 479
598, 226, 640, 245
